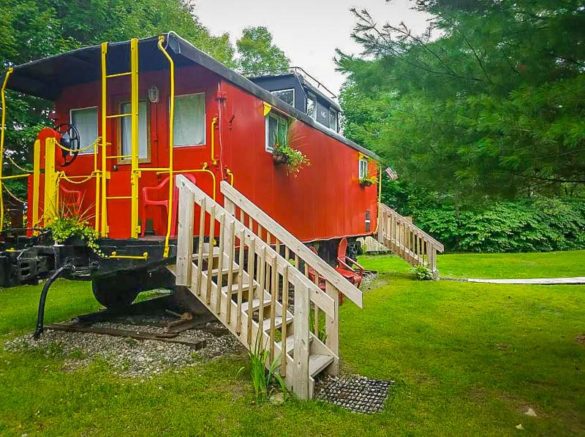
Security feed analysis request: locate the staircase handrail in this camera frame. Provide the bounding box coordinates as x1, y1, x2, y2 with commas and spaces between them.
378, 203, 444, 252
221, 180, 363, 308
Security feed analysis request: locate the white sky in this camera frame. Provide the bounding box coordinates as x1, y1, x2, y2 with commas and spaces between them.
195, 0, 431, 96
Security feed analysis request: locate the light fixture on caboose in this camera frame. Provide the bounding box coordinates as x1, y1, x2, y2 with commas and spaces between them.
148, 85, 159, 103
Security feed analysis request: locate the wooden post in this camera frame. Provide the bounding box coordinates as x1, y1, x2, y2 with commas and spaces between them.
325, 282, 339, 376
293, 281, 310, 400
175, 181, 194, 287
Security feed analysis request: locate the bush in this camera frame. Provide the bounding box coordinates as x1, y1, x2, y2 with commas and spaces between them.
411, 197, 585, 253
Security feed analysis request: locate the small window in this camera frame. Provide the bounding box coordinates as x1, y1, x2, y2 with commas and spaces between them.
329, 109, 338, 132
120, 101, 149, 160
266, 113, 288, 152
173, 93, 206, 147
272, 89, 295, 107
359, 158, 368, 179
70, 107, 98, 154
306, 94, 316, 119
316, 101, 330, 126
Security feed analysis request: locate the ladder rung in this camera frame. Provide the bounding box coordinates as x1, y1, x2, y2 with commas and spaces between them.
105, 72, 132, 79
106, 196, 132, 200
107, 155, 132, 159
106, 113, 132, 119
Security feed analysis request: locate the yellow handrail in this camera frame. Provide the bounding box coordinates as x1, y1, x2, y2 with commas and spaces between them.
99, 42, 108, 236
130, 38, 140, 238
0, 67, 14, 232
158, 35, 175, 258
211, 116, 218, 165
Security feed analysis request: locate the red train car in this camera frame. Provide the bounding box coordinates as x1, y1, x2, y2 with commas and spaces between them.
0, 33, 380, 300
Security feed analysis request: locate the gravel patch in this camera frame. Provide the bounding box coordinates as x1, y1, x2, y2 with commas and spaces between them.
314, 375, 392, 413
4, 324, 244, 377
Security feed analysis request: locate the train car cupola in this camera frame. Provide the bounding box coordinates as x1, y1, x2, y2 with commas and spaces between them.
249, 67, 342, 133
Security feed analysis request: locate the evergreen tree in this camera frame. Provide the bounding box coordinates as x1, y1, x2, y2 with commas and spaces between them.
338, 1, 585, 200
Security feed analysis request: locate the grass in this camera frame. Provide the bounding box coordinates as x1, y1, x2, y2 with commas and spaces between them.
1, 251, 584, 435
360, 250, 585, 279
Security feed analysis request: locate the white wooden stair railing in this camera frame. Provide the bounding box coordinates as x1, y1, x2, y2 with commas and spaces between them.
377, 203, 444, 277
171, 175, 363, 399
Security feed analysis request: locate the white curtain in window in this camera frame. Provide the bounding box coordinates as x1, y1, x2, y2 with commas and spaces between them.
173, 94, 205, 146
71, 108, 98, 153
121, 101, 148, 159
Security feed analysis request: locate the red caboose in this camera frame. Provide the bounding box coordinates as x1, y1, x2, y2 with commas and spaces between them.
0, 33, 380, 303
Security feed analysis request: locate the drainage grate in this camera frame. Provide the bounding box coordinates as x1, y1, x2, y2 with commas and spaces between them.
314, 375, 392, 413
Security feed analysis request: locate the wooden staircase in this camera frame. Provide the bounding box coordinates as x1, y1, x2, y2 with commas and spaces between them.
377, 203, 444, 277
169, 176, 363, 399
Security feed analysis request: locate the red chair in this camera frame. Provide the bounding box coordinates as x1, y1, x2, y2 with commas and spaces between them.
335, 238, 365, 288
59, 185, 82, 216
307, 246, 326, 290
140, 174, 197, 237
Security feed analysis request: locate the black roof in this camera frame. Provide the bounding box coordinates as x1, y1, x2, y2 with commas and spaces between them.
249, 72, 342, 112
5, 32, 379, 160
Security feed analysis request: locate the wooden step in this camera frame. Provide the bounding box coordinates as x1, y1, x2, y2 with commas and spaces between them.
241, 298, 272, 312
277, 335, 314, 356
309, 354, 334, 377
221, 282, 258, 295
261, 315, 293, 332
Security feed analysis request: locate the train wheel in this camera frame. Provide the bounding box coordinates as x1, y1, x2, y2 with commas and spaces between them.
92, 273, 141, 309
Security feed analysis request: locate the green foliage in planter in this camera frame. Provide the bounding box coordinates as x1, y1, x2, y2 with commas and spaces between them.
273, 122, 310, 176
46, 203, 101, 254
359, 176, 378, 187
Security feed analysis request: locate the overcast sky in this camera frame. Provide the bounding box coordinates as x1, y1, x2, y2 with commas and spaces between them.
195, 0, 431, 96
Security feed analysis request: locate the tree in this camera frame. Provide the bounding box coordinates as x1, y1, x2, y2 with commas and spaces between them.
236, 26, 290, 77
337, 1, 585, 201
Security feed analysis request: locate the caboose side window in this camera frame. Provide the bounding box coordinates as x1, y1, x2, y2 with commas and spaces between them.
70, 107, 98, 154
359, 158, 368, 179
265, 113, 288, 152
173, 93, 205, 147
120, 101, 149, 161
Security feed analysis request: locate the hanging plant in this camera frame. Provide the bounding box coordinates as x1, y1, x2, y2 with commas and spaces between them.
359, 176, 378, 187
271, 121, 310, 176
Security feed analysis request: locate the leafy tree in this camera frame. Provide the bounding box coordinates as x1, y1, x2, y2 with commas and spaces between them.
236, 26, 290, 77
338, 1, 585, 201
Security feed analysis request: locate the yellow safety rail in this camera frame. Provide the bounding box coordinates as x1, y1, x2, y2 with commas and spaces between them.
99, 38, 140, 238
157, 35, 175, 258
0, 67, 14, 232
130, 38, 140, 238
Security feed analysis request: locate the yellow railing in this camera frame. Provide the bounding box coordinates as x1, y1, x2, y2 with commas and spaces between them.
0, 67, 14, 231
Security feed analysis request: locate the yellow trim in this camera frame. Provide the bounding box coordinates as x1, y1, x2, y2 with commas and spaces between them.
43, 137, 58, 225
211, 116, 218, 165
157, 163, 217, 201
0, 174, 30, 180
158, 35, 175, 258
130, 38, 140, 239
108, 251, 149, 260
263, 102, 272, 116
32, 139, 41, 232
226, 168, 234, 186
100, 42, 108, 236
0, 67, 14, 232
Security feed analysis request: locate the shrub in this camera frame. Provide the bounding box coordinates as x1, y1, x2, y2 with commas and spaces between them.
411, 197, 585, 253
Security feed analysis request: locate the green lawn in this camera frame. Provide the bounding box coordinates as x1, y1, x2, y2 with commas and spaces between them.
1, 252, 584, 435
360, 250, 585, 279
